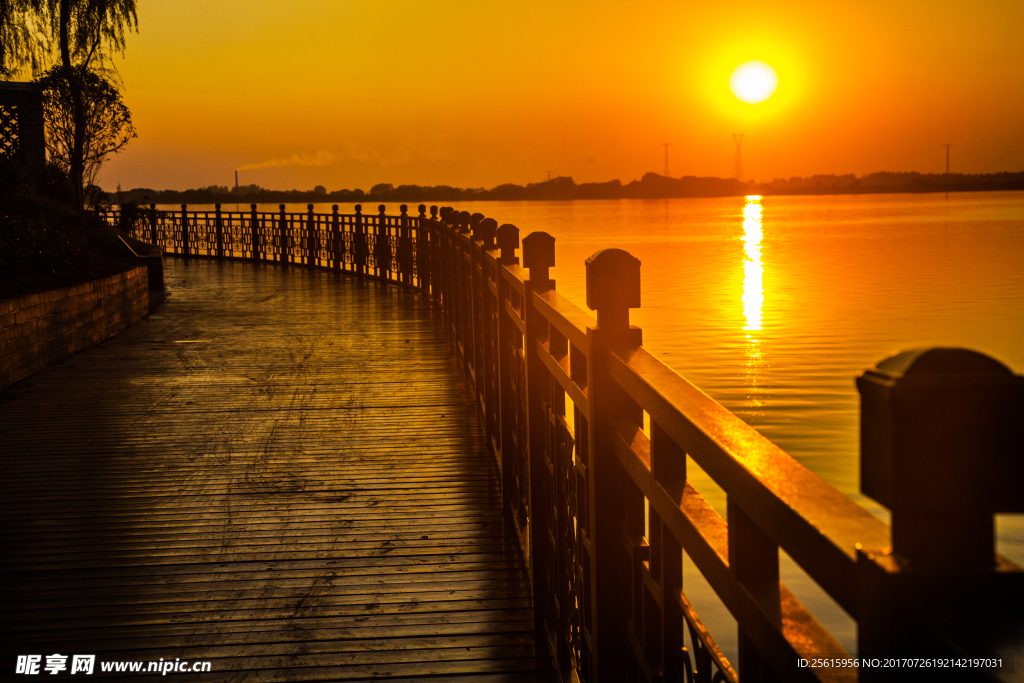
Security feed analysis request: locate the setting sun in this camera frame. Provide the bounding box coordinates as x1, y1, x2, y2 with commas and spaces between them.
729, 60, 779, 104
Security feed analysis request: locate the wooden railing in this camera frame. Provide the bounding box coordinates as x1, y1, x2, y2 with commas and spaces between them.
109, 202, 1023, 683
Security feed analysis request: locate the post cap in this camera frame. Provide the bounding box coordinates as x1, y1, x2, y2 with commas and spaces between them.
400, 204, 408, 215
215, 203, 221, 210
478, 217, 497, 247
251, 204, 257, 210
496, 224, 520, 264
585, 249, 641, 314
279, 204, 286, 211
355, 204, 362, 213
378, 204, 386, 213
181, 204, 187, 210
307, 204, 314, 211
430, 205, 438, 218
497, 224, 519, 248
522, 232, 555, 271
857, 347, 1024, 513
459, 210, 471, 232
470, 213, 485, 236
332, 204, 339, 212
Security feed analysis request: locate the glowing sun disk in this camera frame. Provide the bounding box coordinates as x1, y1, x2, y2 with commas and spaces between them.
730, 61, 778, 104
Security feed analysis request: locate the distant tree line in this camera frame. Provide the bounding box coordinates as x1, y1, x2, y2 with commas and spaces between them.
115, 170, 1024, 206
765, 171, 1024, 191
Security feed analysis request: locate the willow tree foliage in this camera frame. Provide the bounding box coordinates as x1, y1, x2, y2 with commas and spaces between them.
1, 0, 38, 77
1, 0, 137, 208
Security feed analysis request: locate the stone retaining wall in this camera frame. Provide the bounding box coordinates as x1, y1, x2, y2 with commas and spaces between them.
0, 267, 150, 390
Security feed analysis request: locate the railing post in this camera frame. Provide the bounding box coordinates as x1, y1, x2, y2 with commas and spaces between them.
429, 205, 440, 302
439, 207, 456, 331
148, 203, 158, 245
278, 204, 288, 263
306, 203, 317, 269
477, 217, 498, 433
180, 204, 190, 257
399, 204, 412, 286
215, 203, 224, 259
443, 207, 457, 321
250, 204, 260, 262
456, 211, 474, 361
495, 221, 520, 530
376, 204, 391, 279
855, 348, 1024, 674
468, 213, 486, 386
354, 204, 366, 275
416, 203, 430, 293
584, 248, 643, 682
521, 231, 557, 666
331, 204, 342, 271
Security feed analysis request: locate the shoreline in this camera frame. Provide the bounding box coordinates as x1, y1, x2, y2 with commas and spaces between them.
122, 183, 1024, 208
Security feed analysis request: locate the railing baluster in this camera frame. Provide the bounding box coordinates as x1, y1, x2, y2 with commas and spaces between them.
180, 204, 189, 257
376, 204, 389, 280
399, 204, 412, 286
215, 203, 224, 259
148, 203, 158, 245
331, 204, 342, 271
306, 203, 316, 269
250, 204, 260, 261
275, 204, 285, 263
416, 204, 429, 293
354, 204, 366, 275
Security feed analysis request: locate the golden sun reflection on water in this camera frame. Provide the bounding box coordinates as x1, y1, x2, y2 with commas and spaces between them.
742, 195, 764, 332
741, 196, 767, 409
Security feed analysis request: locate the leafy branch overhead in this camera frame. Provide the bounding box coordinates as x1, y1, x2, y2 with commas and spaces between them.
37, 64, 134, 188
2, 0, 136, 75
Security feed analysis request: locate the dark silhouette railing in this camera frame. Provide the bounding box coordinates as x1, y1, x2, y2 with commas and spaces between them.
106, 202, 1022, 683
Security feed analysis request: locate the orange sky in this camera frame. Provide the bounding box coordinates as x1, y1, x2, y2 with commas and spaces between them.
96, 0, 1023, 191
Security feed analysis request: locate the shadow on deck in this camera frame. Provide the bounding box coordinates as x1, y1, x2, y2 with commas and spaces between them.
0, 258, 556, 682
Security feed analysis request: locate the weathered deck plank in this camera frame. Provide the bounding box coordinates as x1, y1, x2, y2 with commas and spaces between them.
0, 258, 555, 681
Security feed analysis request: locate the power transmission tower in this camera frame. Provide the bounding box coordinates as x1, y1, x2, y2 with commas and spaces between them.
662, 143, 671, 177
944, 144, 952, 174
733, 133, 744, 180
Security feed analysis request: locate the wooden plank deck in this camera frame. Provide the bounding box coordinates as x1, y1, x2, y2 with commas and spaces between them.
0, 258, 555, 682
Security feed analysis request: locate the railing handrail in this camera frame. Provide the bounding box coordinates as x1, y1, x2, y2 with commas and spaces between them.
609, 344, 891, 613
106, 200, 1022, 683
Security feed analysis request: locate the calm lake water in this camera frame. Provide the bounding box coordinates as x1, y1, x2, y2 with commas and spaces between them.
168, 192, 1024, 659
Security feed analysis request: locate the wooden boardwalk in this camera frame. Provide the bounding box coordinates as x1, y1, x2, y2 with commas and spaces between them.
0, 258, 555, 682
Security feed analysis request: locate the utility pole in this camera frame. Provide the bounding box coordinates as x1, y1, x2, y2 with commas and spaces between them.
943, 144, 952, 174
733, 133, 744, 181
662, 143, 671, 177
235, 170, 239, 189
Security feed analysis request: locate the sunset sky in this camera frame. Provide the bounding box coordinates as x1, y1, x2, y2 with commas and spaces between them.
96, 0, 1023, 192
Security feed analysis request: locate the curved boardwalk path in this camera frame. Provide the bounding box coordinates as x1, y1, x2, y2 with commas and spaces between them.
0, 258, 554, 682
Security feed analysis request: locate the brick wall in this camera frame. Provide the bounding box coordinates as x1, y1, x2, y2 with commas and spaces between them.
0, 267, 150, 390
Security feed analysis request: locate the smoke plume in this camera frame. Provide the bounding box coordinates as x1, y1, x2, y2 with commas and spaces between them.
238, 150, 335, 171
